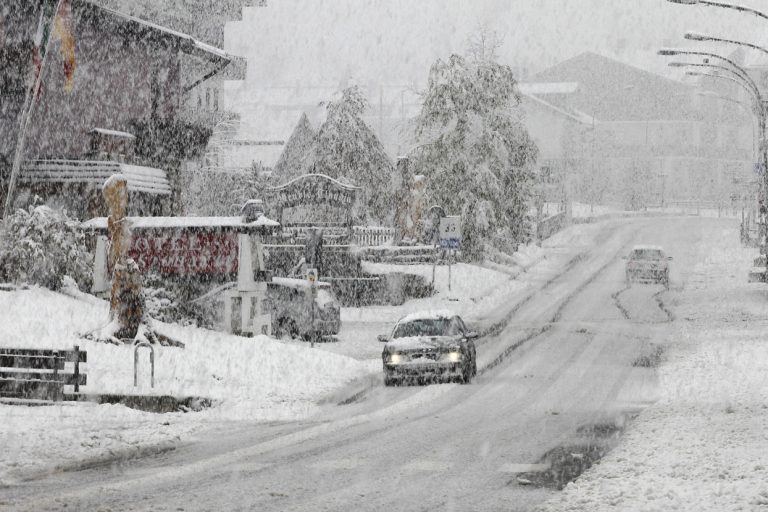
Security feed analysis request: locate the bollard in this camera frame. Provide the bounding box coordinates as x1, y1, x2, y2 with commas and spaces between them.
134, 341, 155, 388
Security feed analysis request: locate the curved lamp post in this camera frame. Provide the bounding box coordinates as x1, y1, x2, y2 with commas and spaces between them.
667, 0, 768, 21
685, 31, 768, 57
659, 48, 755, 86
667, 61, 763, 100
668, 59, 768, 250
667, 0, 768, 257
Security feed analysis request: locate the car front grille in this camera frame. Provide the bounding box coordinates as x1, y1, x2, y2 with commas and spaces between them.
407, 350, 440, 361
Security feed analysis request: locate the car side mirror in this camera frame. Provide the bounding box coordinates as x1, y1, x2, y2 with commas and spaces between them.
377, 334, 390, 343
465, 331, 479, 340
667, 256, 673, 261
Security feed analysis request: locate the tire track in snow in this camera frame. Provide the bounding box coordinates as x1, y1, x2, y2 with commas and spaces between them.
611, 287, 632, 320
652, 289, 675, 323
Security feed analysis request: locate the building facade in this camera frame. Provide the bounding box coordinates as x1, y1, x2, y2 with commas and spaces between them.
0, 0, 245, 218
520, 52, 753, 211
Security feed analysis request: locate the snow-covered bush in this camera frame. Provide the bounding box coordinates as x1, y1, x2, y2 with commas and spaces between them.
0, 204, 92, 291
142, 273, 220, 328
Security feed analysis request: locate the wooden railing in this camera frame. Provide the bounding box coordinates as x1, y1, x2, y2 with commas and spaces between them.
352, 226, 396, 247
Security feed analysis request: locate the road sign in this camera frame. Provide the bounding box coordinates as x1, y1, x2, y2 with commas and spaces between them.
439, 216, 461, 250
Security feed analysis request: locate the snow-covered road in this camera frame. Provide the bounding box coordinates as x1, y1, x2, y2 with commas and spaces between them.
0, 217, 724, 511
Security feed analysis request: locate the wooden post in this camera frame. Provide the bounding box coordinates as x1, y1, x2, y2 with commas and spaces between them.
103, 174, 143, 340
52, 350, 60, 402
73, 345, 80, 394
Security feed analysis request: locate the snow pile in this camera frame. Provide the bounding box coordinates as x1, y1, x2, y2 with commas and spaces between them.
536, 222, 768, 512
0, 287, 370, 482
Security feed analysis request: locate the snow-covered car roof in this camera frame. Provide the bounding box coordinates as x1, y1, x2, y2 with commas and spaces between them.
631, 245, 665, 252
397, 310, 457, 324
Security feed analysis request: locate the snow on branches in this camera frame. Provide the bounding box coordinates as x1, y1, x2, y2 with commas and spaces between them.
0, 203, 92, 291
411, 52, 538, 259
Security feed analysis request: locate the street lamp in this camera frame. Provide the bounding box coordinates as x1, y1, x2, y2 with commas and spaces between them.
667, 0, 768, 264
672, 62, 768, 252
684, 31, 768, 57
667, 61, 763, 100
659, 48, 755, 86
667, 0, 768, 21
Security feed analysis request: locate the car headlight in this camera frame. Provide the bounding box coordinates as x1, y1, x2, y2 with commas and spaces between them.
387, 353, 408, 364
441, 351, 463, 363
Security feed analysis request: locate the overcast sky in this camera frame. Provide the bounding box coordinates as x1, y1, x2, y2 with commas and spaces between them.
223, 0, 768, 144
226, 0, 768, 89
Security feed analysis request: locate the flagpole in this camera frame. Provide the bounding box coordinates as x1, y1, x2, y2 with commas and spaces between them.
3, 0, 64, 219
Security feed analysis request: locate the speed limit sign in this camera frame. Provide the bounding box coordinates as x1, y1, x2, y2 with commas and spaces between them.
439, 216, 461, 250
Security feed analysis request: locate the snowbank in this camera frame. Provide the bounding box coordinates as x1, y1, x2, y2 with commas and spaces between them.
0, 287, 370, 482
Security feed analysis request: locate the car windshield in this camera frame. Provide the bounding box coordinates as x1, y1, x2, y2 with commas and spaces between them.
630, 249, 663, 260
392, 318, 462, 338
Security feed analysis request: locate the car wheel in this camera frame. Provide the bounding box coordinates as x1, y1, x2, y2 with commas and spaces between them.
384, 375, 396, 387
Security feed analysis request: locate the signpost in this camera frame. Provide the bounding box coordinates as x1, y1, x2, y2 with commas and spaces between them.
307, 268, 318, 347
439, 216, 461, 250
438, 216, 461, 293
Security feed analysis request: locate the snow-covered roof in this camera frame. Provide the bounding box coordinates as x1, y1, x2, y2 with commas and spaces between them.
21, 160, 171, 195
397, 310, 457, 324
90, 128, 135, 139
81, 215, 280, 231
268, 173, 361, 191
83, 0, 240, 64
518, 82, 580, 95
522, 93, 595, 125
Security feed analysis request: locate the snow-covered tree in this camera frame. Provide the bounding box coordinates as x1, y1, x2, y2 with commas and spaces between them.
0, 203, 92, 291
411, 49, 538, 259
273, 112, 317, 184
306, 86, 395, 224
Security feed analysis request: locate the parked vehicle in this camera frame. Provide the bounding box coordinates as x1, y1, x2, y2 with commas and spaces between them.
379, 311, 478, 386
624, 245, 671, 286
268, 277, 341, 339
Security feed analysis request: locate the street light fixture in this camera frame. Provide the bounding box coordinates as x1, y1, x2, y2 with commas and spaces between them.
658, 48, 754, 84
684, 31, 768, 58
667, 61, 763, 101
666, 0, 768, 22
685, 71, 762, 106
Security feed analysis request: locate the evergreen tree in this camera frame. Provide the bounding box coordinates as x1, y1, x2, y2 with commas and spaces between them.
273, 112, 317, 184
411, 50, 538, 258
306, 86, 395, 224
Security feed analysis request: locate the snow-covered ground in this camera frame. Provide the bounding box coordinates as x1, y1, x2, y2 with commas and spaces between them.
0, 220, 611, 484
537, 221, 768, 512
0, 287, 371, 483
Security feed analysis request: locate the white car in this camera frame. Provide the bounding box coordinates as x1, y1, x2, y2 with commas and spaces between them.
379, 311, 478, 386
